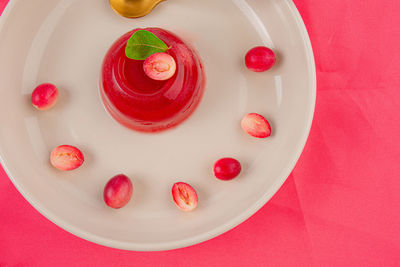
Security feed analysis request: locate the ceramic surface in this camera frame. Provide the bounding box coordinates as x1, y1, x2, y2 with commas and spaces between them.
0, 0, 315, 251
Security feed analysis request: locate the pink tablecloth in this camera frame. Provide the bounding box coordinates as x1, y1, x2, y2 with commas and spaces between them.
1, 0, 399, 266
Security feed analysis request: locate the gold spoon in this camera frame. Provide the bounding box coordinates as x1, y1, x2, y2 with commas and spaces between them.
110, 0, 165, 18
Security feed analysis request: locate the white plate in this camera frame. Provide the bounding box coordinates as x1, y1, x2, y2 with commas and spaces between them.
0, 0, 315, 251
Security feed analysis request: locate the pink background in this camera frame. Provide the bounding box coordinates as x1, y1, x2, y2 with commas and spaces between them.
1, 0, 400, 266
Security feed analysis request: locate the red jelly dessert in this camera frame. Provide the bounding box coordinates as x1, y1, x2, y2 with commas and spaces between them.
100, 28, 205, 132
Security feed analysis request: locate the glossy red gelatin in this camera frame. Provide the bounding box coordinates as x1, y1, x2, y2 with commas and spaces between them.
100, 28, 205, 133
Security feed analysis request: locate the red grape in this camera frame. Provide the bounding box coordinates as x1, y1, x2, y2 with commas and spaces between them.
172, 182, 198, 212
31, 83, 58, 110
213, 158, 242, 180
241, 113, 271, 138
50, 145, 84, 171
143, 52, 176, 81
104, 174, 133, 209
245, 46, 276, 72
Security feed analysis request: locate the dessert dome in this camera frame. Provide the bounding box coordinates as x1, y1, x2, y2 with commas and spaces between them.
100, 28, 205, 132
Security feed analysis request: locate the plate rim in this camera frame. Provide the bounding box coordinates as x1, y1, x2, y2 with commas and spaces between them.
0, 0, 316, 251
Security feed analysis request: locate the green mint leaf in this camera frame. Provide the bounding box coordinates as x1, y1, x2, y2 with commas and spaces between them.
125, 30, 169, 60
